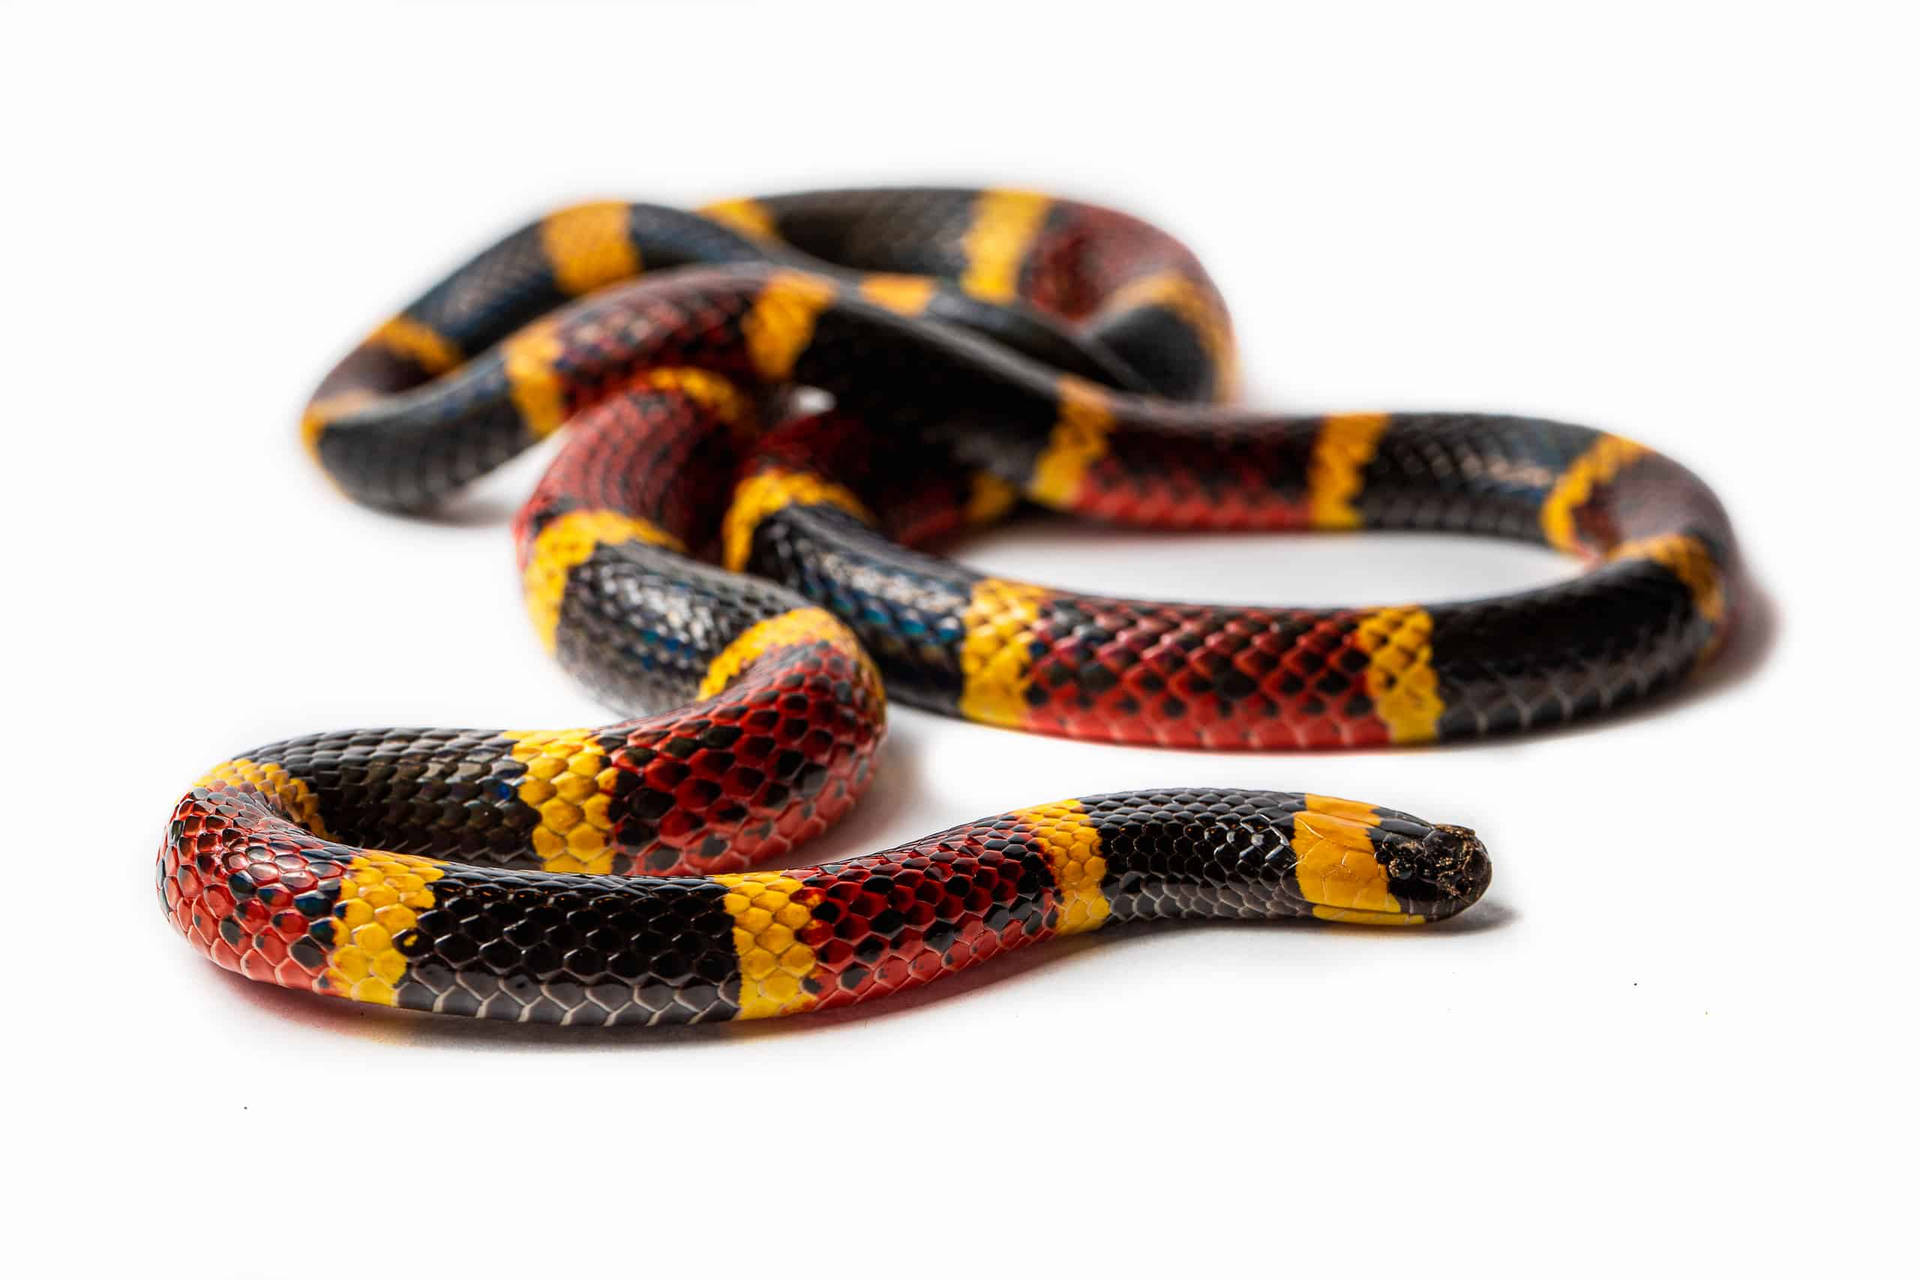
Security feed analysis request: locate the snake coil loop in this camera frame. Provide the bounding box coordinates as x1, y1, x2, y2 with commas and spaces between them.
158, 188, 1735, 1026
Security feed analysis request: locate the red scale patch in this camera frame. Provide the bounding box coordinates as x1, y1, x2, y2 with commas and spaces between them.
794, 829, 1057, 1010
1021, 203, 1216, 323
605, 641, 883, 877
513, 385, 744, 561
1074, 433, 1319, 531
1017, 599, 1392, 750
548, 287, 763, 425
159, 788, 346, 992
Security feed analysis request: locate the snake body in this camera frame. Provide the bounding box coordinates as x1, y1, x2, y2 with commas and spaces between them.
158, 188, 1734, 1026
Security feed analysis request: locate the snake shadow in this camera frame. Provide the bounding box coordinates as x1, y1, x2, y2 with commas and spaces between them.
214, 888, 1517, 1052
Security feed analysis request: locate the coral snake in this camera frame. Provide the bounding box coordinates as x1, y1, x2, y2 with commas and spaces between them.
158, 188, 1736, 1026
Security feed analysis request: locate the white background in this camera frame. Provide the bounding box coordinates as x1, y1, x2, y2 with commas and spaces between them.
6, 2, 1914, 1275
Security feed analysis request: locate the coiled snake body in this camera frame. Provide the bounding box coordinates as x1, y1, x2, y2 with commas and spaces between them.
159, 189, 1734, 1026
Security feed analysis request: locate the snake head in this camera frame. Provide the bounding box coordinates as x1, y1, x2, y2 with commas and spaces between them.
1380, 823, 1492, 922
1291, 805, 1492, 925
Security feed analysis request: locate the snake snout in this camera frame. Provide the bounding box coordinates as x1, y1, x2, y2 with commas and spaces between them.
1385, 824, 1492, 921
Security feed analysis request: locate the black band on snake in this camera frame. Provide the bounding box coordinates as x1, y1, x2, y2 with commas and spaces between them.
157, 187, 1736, 1026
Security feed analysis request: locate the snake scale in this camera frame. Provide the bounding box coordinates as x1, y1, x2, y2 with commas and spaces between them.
158, 188, 1735, 1026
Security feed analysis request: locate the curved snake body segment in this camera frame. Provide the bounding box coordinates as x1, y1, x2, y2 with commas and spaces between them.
161, 186, 1736, 1023
162, 780, 1488, 1025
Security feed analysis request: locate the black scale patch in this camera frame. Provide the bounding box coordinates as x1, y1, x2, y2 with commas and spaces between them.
392, 867, 744, 1026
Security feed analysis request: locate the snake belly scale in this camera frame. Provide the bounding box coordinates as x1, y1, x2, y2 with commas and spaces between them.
158, 187, 1736, 1026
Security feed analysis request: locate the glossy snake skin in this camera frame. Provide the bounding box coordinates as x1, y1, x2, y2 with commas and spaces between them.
159, 188, 1735, 1026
